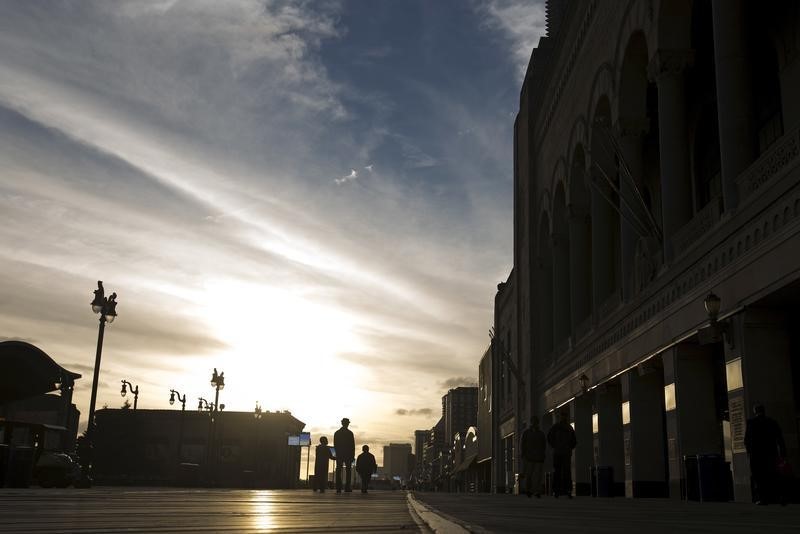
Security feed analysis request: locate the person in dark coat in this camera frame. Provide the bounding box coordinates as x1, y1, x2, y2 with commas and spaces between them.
520, 415, 546, 497
313, 436, 333, 492
547, 410, 577, 498
745, 404, 786, 505
356, 445, 378, 493
334, 417, 356, 493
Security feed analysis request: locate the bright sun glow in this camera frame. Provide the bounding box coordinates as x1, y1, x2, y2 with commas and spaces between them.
196, 279, 369, 421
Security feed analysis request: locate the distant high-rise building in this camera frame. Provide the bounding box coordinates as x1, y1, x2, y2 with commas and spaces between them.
443, 386, 478, 448
383, 442, 412, 481
414, 430, 429, 459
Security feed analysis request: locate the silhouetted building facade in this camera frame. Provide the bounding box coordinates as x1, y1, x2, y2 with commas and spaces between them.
442, 386, 478, 489
476, 346, 493, 492
514, 0, 800, 501
412, 429, 429, 484
383, 442, 412, 482
443, 387, 478, 450
425, 417, 445, 490
0, 394, 80, 452
492, 272, 519, 493
0, 341, 81, 452
93, 408, 304, 488
452, 426, 479, 492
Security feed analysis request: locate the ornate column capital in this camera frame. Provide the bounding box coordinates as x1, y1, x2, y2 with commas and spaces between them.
647, 49, 695, 82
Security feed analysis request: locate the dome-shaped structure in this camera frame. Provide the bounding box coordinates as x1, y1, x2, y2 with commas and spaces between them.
0, 341, 81, 405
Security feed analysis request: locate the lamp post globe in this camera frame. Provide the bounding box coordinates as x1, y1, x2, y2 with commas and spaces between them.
704, 291, 721, 321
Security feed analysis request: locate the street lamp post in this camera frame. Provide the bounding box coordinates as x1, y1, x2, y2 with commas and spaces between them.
120, 380, 139, 410
82, 281, 118, 484
253, 402, 263, 479
170, 389, 187, 471
208, 369, 225, 486
87, 281, 118, 438
170, 390, 187, 411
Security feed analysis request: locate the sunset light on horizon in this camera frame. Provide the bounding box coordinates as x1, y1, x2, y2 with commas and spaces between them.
0, 0, 546, 463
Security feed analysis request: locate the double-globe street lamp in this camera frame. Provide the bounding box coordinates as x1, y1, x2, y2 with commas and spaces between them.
210, 368, 225, 412
80, 280, 118, 485
120, 380, 139, 410
252, 402, 263, 481
86, 282, 118, 440
206, 369, 225, 485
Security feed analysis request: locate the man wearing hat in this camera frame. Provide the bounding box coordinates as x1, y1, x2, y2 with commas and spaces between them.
334, 417, 356, 493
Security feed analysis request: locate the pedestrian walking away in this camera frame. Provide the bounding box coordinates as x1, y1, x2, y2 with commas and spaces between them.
520, 415, 546, 498
745, 404, 787, 505
547, 410, 576, 498
356, 445, 378, 493
334, 417, 356, 493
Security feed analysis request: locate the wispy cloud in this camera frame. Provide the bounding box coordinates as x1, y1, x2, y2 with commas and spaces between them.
477, 0, 547, 80
441, 376, 479, 389
335, 169, 359, 185
395, 408, 434, 416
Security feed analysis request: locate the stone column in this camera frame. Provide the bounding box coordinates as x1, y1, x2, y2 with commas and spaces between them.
649, 50, 694, 261
593, 382, 625, 496
552, 231, 572, 347
572, 392, 593, 496
662, 343, 720, 499
621, 365, 668, 498
569, 205, 592, 331
540, 411, 555, 493
723, 309, 799, 502
712, 0, 755, 211
616, 124, 645, 301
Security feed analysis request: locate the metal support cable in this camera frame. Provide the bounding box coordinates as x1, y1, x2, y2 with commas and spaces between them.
596, 127, 663, 242
590, 162, 652, 239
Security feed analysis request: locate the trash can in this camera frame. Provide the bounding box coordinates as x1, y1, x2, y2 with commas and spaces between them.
697, 454, 731, 502
684, 454, 731, 502
683, 455, 699, 501
595, 465, 614, 497
590, 465, 614, 497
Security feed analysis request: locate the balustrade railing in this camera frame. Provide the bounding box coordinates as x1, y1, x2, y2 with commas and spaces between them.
736, 127, 800, 201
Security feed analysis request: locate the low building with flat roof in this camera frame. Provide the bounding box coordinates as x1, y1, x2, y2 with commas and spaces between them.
93, 408, 305, 488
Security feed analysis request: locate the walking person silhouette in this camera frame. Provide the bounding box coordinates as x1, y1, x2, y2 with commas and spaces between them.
313, 436, 333, 492
334, 417, 355, 493
356, 445, 377, 493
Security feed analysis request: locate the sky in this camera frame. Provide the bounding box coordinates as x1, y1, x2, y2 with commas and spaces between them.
0, 0, 546, 465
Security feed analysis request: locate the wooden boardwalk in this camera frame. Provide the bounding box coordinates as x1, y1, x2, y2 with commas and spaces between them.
0, 488, 425, 533
414, 492, 800, 534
